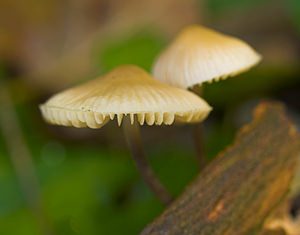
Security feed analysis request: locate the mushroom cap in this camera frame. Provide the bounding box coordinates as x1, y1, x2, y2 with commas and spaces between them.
40, 65, 212, 129
153, 25, 262, 88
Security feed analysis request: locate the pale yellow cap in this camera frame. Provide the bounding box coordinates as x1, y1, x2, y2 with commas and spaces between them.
40, 65, 212, 129
153, 25, 262, 88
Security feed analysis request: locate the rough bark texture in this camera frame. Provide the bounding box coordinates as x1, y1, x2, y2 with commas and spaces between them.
142, 102, 300, 235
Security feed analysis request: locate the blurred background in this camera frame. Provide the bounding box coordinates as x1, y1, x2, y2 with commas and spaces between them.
0, 0, 300, 234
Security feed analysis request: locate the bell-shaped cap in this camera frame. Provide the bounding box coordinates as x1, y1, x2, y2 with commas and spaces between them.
40, 65, 212, 129
153, 25, 262, 88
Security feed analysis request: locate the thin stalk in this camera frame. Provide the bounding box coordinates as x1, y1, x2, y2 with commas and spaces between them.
122, 117, 173, 205
190, 85, 208, 170
0, 81, 54, 235
192, 123, 208, 169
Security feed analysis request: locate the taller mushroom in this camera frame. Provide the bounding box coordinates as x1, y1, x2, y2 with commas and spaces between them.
40, 65, 211, 205
153, 25, 261, 167
153, 25, 262, 88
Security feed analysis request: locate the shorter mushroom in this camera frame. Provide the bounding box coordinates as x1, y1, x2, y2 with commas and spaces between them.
40, 65, 211, 205
152, 25, 262, 168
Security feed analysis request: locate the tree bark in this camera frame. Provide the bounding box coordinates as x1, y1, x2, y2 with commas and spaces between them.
142, 102, 300, 235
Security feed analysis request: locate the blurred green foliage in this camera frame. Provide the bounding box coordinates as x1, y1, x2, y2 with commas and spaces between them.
205, 0, 269, 15
205, 0, 300, 35
0, 70, 4, 81
287, 0, 300, 32
96, 30, 166, 72
202, 67, 298, 108
1, 0, 300, 234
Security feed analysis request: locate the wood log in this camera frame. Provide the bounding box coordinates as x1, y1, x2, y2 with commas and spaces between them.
142, 102, 300, 235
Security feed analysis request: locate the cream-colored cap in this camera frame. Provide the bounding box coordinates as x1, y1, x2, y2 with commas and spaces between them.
153, 25, 262, 88
40, 65, 212, 129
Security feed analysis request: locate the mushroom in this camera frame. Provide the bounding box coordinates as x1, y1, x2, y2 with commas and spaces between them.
153, 24, 262, 89
152, 25, 262, 168
40, 65, 212, 205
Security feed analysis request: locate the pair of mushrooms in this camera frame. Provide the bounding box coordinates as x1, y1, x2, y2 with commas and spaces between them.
40, 25, 261, 205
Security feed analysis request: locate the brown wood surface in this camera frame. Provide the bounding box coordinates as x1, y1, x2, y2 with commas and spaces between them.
142, 102, 300, 235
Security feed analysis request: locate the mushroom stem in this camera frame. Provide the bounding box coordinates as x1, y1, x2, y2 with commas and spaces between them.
192, 123, 208, 169
122, 117, 173, 205
190, 86, 208, 169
